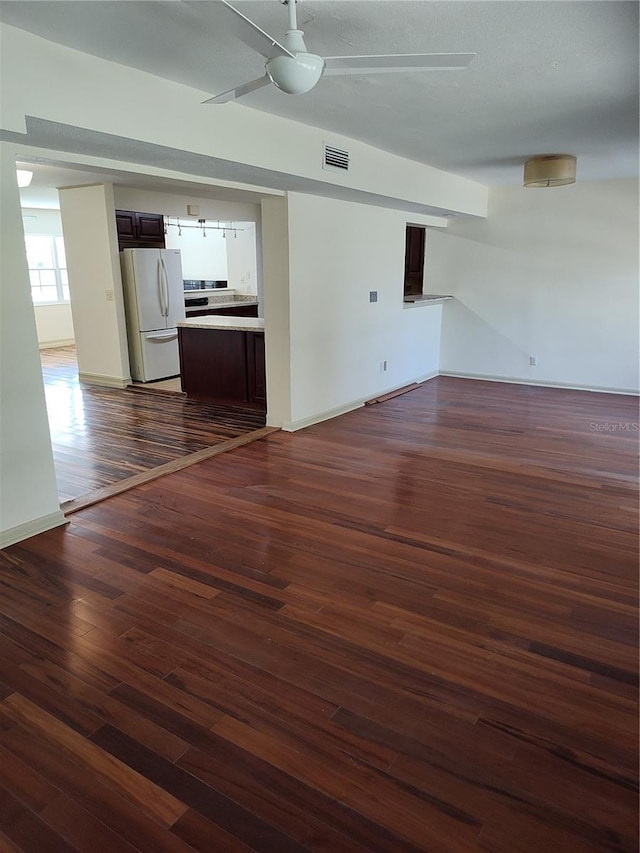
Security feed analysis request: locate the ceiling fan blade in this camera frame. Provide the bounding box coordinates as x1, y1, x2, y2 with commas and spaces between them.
202, 74, 272, 104
219, 0, 294, 59
323, 53, 476, 75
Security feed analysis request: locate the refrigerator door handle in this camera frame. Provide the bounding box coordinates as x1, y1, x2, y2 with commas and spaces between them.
146, 331, 178, 342
157, 258, 167, 318
160, 257, 170, 318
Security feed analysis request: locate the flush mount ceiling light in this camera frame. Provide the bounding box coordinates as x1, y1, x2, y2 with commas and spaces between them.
16, 169, 33, 188
523, 154, 576, 188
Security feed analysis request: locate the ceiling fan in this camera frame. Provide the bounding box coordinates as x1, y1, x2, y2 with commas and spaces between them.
203, 0, 475, 104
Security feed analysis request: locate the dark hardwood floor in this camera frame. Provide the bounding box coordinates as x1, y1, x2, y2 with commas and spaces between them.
1, 377, 638, 852
40, 346, 266, 503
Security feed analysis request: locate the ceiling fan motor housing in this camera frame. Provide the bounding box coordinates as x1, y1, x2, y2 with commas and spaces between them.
266, 28, 325, 95
266, 52, 325, 94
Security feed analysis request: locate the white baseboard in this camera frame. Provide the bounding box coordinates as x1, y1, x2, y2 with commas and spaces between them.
39, 339, 75, 350
416, 370, 440, 384
439, 371, 639, 396
271, 369, 636, 433
281, 400, 365, 432
0, 510, 67, 550
279, 371, 440, 432
79, 372, 131, 389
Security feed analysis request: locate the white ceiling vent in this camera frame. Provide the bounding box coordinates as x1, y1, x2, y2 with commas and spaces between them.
323, 144, 349, 173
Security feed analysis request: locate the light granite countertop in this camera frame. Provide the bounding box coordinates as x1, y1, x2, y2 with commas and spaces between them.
178, 316, 265, 332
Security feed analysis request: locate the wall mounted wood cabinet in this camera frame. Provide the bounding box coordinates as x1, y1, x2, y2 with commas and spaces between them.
116, 210, 165, 250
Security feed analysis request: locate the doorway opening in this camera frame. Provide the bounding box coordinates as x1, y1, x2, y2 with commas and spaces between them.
40, 344, 266, 507
20, 160, 268, 508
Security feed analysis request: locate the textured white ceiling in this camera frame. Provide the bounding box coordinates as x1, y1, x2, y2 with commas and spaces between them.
2, 0, 638, 186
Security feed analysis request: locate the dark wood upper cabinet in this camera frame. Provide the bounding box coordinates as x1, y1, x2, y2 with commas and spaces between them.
404, 225, 426, 297
116, 210, 165, 250
136, 213, 165, 243
115, 210, 137, 241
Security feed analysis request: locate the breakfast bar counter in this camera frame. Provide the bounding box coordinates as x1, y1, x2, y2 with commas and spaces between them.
177, 316, 266, 411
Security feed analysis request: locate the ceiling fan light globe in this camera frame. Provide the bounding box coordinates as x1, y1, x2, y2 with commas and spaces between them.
266, 54, 325, 95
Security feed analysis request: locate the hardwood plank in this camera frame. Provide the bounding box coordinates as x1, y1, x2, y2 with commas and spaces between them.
0, 830, 24, 852
0, 695, 187, 829
475, 804, 622, 853
177, 743, 425, 853
108, 682, 225, 751
211, 714, 482, 851
0, 725, 194, 853
163, 664, 398, 771
169, 808, 257, 853
0, 785, 72, 853
90, 724, 310, 852
0, 742, 59, 814
39, 794, 140, 853
0, 377, 637, 852
40, 345, 269, 504
19, 658, 189, 762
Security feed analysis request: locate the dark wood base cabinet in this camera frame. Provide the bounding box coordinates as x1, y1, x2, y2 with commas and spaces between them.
178, 327, 266, 412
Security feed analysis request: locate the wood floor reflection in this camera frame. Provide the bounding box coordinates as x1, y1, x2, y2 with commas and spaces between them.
41, 346, 266, 503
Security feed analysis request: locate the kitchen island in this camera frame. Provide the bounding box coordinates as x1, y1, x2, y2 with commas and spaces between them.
177, 316, 266, 412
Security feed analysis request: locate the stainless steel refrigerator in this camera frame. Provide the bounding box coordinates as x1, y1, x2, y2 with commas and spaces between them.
120, 248, 185, 382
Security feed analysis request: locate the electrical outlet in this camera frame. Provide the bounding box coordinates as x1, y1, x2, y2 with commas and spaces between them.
529, 355, 538, 366
369, 291, 378, 303
105, 289, 114, 302
380, 360, 388, 373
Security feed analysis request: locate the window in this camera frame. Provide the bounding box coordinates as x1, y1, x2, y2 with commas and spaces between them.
403, 225, 426, 299
24, 234, 69, 304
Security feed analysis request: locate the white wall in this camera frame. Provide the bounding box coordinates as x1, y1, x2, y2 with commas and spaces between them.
34, 302, 75, 348
22, 207, 62, 234
59, 184, 131, 387
286, 193, 443, 428
22, 207, 75, 347
165, 226, 228, 281
113, 187, 261, 224
226, 222, 258, 296
0, 143, 64, 547
433, 179, 639, 393
261, 197, 292, 429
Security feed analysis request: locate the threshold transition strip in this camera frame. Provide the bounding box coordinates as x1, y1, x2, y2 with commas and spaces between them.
61, 426, 279, 516
365, 382, 421, 406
